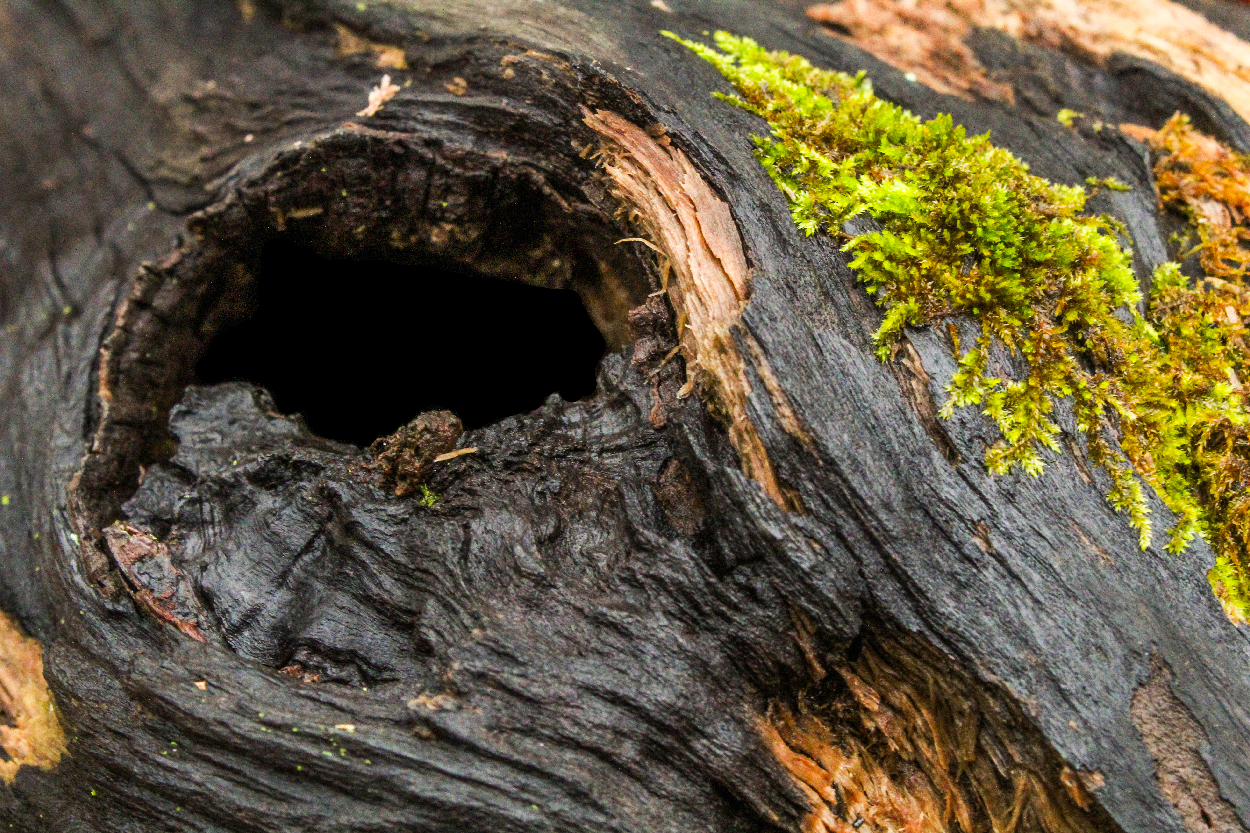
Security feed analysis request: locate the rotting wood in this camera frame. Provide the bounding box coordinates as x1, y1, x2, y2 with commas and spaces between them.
5, 0, 1250, 828
807, 0, 1250, 122
367, 410, 464, 497
763, 629, 1116, 833
0, 611, 65, 784
584, 108, 800, 510
806, 0, 1014, 103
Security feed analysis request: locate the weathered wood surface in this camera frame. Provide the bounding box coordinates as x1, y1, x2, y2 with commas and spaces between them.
1, 1, 1249, 831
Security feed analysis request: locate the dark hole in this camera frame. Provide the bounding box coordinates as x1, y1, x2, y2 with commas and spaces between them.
196, 238, 607, 446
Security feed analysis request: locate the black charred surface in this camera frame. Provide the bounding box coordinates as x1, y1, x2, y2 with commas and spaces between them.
1, 1, 1250, 832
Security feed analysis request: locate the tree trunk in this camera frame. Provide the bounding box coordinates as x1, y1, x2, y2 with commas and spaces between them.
1, 1, 1249, 831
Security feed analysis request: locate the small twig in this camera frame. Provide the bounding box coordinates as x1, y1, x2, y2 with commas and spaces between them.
617, 237, 674, 296
649, 257, 672, 297
433, 447, 478, 463
676, 361, 699, 398
648, 344, 683, 378
615, 236, 664, 254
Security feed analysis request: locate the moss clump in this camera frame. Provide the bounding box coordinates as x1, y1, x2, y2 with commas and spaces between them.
1138, 114, 1250, 623
416, 484, 440, 508
669, 31, 1250, 621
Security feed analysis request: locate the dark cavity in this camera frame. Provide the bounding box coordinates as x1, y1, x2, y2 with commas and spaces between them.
196, 238, 607, 446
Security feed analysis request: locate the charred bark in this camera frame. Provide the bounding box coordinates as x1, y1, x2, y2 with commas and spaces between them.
1, 1, 1249, 831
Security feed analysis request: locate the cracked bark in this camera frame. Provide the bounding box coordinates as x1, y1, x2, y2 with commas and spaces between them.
1, 1, 1250, 831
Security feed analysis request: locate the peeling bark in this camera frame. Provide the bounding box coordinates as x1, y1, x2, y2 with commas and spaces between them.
762, 623, 1122, 833
1131, 656, 1250, 833
584, 108, 799, 510
806, 0, 1250, 127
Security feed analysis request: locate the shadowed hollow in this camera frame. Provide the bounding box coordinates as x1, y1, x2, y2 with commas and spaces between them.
196, 238, 608, 446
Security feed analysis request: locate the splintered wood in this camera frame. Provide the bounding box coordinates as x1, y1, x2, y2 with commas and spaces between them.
765, 637, 1106, 833
808, 0, 1250, 123
584, 108, 799, 510
0, 610, 65, 783
357, 74, 401, 118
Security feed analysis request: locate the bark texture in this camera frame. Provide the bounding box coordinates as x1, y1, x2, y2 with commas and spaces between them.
1, 1, 1249, 831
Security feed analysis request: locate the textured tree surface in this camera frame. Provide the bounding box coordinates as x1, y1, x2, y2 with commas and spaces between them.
2, 1, 1250, 831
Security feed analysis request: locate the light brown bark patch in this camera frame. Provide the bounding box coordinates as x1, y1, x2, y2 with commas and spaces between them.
334, 22, 408, 70
807, 0, 1013, 103
807, 0, 1250, 125
0, 0, 17, 53
1072, 523, 1116, 567
745, 331, 814, 451
0, 610, 66, 783
584, 108, 799, 510
1131, 654, 1249, 833
891, 340, 963, 466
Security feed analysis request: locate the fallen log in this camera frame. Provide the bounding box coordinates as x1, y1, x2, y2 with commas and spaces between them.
1, 1, 1248, 831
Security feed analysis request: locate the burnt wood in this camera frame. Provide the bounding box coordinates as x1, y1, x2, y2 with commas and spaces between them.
1, 1, 1249, 831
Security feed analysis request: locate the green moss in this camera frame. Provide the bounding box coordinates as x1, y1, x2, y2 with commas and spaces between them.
1056, 108, 1083, 128
668, 31, 1250, 621
1085, 175, 1131, 193
416, 484, 439, 508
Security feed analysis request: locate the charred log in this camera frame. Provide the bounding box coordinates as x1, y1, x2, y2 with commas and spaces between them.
0, 1, 1249, 832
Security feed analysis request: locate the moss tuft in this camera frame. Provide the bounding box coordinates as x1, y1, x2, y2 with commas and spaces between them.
1139, 115, 1250, 623
668, 31, 1250, 621
416, 484, 440, 508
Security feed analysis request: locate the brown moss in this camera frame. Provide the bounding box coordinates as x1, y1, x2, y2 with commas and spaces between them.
1144, 114, 1250, 287
1126, 114, 1250, 624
